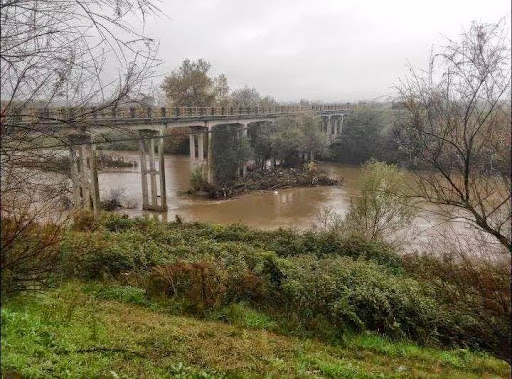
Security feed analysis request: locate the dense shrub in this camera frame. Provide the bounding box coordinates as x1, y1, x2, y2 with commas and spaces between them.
1, 217, 61, 294
60, 232, 138, 278
71, 211, 100, 232
403, 252, 511, 360
54, 214, 510, 359
274, 255, 436, 342
148, 261, 228, 314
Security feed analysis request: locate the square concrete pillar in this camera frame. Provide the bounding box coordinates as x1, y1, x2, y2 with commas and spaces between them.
207, 128, 214, 185
139, 129, 167, 212
197, 132, 204, 162
68, 134, 100, 217
189, 133, 196, 164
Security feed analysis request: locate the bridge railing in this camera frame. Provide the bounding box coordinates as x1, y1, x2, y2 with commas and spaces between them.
1, 104, 355, 125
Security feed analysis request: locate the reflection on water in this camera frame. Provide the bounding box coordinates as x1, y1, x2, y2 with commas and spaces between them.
98, 152, 502, 253
98, 153, 360, 229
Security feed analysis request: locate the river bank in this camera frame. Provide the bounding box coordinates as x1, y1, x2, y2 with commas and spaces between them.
3, 212, 509, 377
3, 280, 508, 378
19, 152, 136, 173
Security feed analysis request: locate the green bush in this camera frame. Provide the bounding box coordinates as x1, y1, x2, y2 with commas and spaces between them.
53, 214, 510, 359
59, 231, 151, 278
403, 252, 511, 360
190, 167, 211, 192
274, 255, 436, 342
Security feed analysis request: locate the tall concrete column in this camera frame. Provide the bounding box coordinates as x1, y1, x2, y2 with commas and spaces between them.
148, 136, 158, 208
89, 139, 100, 217
207, 126, 214, 184
139, 129, 166, 212
68, 134, 100, 217
158, 128, 167, 211
189, 133, 196, 169
69, 146, 81, 208
242, 123, 249, 177
78, 145, 90, 207
139, 133, 149, 209
197, 132, 204, 162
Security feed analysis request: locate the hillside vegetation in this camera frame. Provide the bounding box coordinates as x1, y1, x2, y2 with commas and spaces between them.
2, 213, 510, 377
3, 281, 508, 378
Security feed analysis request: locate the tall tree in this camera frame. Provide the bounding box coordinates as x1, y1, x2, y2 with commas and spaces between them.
161, 59, 216, 107
229, 86, 261, 108
332, 106, 396, 164
1, 0, 160, 293
396, 20, 511, 250
213, 74, 230, 107
270, 112, 328, 167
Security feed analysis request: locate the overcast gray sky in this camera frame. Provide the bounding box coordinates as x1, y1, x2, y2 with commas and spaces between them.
147, 0, 510, 102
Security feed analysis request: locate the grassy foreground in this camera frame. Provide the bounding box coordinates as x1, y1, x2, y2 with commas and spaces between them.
2, 281, 509, 378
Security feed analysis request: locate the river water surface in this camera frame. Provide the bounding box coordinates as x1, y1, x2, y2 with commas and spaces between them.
98, 152, 501, 253
99, 152, 368, 228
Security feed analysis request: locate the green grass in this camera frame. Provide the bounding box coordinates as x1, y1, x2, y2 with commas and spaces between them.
2, 281, 509, 378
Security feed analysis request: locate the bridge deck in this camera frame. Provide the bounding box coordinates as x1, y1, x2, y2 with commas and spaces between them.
1, 105, 353, 128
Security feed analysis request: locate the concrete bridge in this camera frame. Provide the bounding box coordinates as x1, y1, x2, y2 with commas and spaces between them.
2, 104, 353, 215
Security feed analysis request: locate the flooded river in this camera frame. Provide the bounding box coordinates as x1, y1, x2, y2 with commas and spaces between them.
99, 152, 364, 228
98, 152, 502, 253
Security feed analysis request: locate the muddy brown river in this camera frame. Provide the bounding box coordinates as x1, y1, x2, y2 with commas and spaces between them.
98, 152, 503, 254
99, 152, 367, 227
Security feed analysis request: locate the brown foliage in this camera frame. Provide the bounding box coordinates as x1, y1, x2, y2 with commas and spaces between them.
148, 261, 228, 314
403, 249, 511, 360
1, 217, 62, 294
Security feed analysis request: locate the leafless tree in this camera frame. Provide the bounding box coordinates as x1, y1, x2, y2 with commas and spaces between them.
0, 0, 161, 292
396, 20, 511, 251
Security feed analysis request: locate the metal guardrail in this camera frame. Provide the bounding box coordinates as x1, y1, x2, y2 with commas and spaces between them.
1, 104, 354, 125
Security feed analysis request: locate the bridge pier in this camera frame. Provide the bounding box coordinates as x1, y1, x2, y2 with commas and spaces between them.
190, 127, 214, 185
239, 123, 250, 177
139, 130, 167, 212
189, 133, 196, 169
207, 129, 214, 184
68, 134, 100, 217
189, 128, 212, 184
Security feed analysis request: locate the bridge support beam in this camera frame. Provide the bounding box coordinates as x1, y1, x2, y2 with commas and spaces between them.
190, 128, 212, 185
328, 116, 334, 135
139, 130, 167, 212
68, 134, 100, 217
241, 123, 249, 177
189, 133, 196, 168
198, 132, 205, 163
190, 129, 209, 178
207, 129, 214, 185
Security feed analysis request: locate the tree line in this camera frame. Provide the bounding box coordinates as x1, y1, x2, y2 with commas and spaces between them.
160, 58, 278, 109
